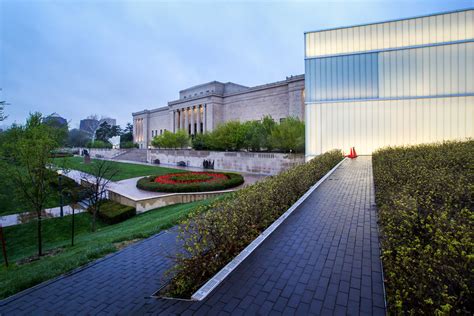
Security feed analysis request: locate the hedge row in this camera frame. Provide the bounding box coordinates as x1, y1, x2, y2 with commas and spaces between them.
165, 150, 343, 297
136, 172, 244, 193
94, 200, 136, 225
372, 140, 473, 314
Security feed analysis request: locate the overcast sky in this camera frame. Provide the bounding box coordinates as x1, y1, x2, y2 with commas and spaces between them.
1, 0, 471, 129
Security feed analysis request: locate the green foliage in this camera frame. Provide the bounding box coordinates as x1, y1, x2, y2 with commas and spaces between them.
119, 141, 138, 149
270, 117, 305, 153
165, 150, 343, 297
137, 172, 244, 193
0, 199, 216, 299
53, 156, 183, 181
120, 122, 134, 144
189, 116, 304, 152
372, 140, 473, 315
151, 129, 190, 149
94, 200, 136, 225
67, 128, 90, 147
0, 100, 8, 121
95, 121, 121, 142
2, 112, 61, 256
86, 140, 112, 149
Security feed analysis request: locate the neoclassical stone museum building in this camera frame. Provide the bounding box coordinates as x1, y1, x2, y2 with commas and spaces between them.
133, 75, 305, 148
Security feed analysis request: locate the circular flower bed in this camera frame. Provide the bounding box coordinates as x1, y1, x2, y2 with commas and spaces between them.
137, 171, 244, 193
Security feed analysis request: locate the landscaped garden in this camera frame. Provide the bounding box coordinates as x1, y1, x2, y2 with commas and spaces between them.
137, 171, 244, 193
162, 150, 343, 298
54, 156, 184, 181
373, 140, 473, 314
0, 198, 218, 299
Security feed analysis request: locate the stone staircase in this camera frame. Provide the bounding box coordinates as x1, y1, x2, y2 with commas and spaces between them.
112, 149, 147, 163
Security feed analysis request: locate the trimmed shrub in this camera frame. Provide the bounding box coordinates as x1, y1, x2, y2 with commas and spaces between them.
137, 172, 244, 193
373, 140, 473, 314
164, 150, 343, 297
93, 200, 136, 224
86, 140, 112, 149
120, 141, 139, 149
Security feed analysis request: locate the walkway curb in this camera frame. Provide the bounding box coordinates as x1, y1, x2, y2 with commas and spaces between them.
191, 157, 348, 301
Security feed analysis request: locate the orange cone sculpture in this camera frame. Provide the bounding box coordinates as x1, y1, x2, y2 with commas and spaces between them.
345, 147, 358, 159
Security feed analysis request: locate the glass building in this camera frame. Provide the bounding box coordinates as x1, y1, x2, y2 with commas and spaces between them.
304, 9, 474, 158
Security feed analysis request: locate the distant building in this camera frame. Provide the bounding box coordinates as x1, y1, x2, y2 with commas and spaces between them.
99, 118, 117, 127
132, 75, 305, 148
44, 112, 67, 127
79, 118, 99, 135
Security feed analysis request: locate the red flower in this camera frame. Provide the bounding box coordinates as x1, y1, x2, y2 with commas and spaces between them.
154, 172, 229, 185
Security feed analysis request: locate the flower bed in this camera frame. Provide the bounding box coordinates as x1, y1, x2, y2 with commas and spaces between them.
137, 171, 244, 193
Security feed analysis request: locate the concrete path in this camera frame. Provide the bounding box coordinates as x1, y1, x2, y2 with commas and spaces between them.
63, 168, 265, 201
0, 157, 385, 315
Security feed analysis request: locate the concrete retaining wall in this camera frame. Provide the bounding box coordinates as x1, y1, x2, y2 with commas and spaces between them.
108, 190, 231, 213
147, 149, 305, 175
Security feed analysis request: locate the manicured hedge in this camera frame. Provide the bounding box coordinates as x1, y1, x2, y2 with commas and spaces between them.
136, 172, 244, 193
165, 150, 343, 297
373, 140, 473, 314
93, 200, 136, 224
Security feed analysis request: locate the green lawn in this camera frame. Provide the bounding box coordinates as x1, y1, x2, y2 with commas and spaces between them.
0, 165, 81, 216
0, 199, 213, 299
54, 157, 184, 181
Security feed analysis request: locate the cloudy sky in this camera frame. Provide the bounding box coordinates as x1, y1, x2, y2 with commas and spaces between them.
1, 0, 471, 129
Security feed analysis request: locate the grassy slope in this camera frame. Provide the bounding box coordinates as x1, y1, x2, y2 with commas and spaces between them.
0, 199, 212, 299
0, 166, 77, 216
54, 156, 184, 181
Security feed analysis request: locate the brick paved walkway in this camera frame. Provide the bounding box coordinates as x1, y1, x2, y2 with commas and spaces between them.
0, 157, 385, 315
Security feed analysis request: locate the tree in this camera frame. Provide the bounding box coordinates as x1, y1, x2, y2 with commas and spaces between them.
81, 160, 118, 232
4, 113, 59, 256
67, 128, 91, 147
210, 121, 247, 151
242, 120, 266, 151
152, 129, 189, 149
95, 121, 121, 142
270, 116, 305, 153
261, 115, 276, 150
120, 122, 133, 143
95, 121, 112, 142
0, 101, 7, 122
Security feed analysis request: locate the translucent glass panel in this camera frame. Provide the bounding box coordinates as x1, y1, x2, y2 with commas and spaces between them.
305, 10, 474, 57
305, 96, 474, 156
305, 53, 379, 102
379, 42, 474, 98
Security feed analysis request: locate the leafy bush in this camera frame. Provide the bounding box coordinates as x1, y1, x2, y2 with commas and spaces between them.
93, 200, 136, 224
270, 117, 305, 153
137, 172, 244, 193
165, 150, 343, 297
189, 116, 304, 152
152, 129, 189, 149
49, 152, 73, 158
372, 140, 473, 314
86, 140, 112, 149
120, 141, 138, 149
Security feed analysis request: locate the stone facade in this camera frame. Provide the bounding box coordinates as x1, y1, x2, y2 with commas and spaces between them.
147, 149, 305, 175
132, 74, 305, 148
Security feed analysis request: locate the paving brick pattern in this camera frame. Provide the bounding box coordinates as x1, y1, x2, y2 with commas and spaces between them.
0, 157, 385, 315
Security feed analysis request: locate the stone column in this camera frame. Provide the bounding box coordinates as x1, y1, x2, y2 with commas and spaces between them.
190, 106, 195, 135
175, 110, 179, 131
196, 105, 201, 134
184, 107, 189, 135
204, 104, 207, 132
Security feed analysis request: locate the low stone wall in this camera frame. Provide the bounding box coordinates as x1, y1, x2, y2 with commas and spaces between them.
148, 149, 304, 175
87, 148, 126, 159
108, 190, 231, 213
